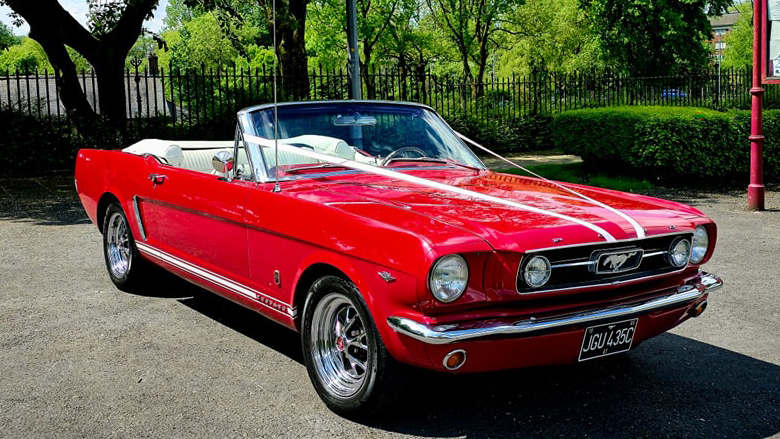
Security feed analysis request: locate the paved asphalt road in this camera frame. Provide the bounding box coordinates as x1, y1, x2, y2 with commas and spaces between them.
1, 178, 779, 439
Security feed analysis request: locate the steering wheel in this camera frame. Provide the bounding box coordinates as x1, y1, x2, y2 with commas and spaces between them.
380, 146, 428, 166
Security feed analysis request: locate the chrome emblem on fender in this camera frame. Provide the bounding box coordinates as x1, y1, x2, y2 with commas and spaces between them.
592, 248, 644, 274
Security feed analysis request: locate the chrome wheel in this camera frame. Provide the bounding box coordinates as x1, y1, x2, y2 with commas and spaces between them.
106, 210, 131, 279
310, 293, 371, 398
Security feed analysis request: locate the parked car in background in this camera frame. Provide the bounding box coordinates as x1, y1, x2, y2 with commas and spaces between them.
75, 100, 721, 417
661, 88, 689, 99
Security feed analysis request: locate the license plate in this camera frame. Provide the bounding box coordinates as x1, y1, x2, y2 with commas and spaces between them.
578, 319, 638, 361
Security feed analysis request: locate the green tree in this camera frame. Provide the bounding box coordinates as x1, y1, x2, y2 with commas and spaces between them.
0, 21, 19, 50
499, 0, 602, 77
425, 0, 523, 96
380, 0, 441, 81
0, 37, 91, 73
580, 0, 732, 76
164, 0, 198, 30
183, 0, 306, 98
721, 2, 752, 70
171, 12, 238, 70
307, 0, 420, 98
306, 0, 346, 69
0, 0, 160, 129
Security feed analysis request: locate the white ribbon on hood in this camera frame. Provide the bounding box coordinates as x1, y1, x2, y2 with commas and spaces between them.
454, 132, 646, 240
243, 133, 619, 243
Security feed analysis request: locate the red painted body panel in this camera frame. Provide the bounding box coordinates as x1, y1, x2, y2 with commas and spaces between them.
75, 147, 718, 373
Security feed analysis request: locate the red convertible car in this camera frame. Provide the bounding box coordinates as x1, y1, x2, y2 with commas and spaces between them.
75, 101, 721, 416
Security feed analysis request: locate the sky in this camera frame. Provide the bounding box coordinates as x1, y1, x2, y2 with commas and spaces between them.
0, 0, 169, 36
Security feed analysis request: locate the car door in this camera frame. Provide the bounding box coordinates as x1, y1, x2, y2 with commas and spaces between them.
145, 163, 252, 283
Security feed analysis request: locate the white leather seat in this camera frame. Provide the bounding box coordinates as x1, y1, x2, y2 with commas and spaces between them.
122, 139, 184, 167
282, 135, 355, 161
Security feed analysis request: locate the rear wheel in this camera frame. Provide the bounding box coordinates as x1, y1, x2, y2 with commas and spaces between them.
102, 202, 146, 291
301, 276, 401, 418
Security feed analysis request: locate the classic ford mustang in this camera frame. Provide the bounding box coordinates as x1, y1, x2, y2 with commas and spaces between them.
75, 101, 721, 416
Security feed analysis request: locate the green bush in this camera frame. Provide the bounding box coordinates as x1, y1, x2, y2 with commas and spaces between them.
552, 106, 779, 183
445, 112, 553, 153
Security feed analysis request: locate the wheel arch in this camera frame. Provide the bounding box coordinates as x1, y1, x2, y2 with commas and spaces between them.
292, 263, 351, 331
96, 192, 121, 233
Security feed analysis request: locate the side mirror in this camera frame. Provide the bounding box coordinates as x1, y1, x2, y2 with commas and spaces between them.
212, 150, 234, 175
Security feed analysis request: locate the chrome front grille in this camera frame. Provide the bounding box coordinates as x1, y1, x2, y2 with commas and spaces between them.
516, 233, 693, 294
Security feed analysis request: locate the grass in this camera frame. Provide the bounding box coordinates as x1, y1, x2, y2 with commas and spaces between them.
498, 163, 655, 193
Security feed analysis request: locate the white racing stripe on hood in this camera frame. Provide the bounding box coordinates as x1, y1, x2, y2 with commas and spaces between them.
243, 133, 617, 242
455, 131, 646, 239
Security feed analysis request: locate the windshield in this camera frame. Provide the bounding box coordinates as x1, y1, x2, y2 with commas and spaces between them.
247, 103, 485, 176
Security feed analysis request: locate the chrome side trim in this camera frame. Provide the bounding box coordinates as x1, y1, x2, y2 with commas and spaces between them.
387, 272, 722, 345
132, 195, 147, 241
135, 242, 296, 319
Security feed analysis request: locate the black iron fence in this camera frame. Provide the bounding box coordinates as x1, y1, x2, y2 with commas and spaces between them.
1, 65, 776, 136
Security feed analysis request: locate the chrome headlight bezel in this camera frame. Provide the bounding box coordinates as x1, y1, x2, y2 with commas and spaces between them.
428, 254, 469, 303
668, 237, 691, 268
690, 225, 709, 264
522, 255, 552, 288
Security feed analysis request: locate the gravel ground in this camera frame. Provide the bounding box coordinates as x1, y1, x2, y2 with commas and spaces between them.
1, 177, 779, 439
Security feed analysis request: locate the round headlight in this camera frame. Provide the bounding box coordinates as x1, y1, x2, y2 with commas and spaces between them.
523, 255, 552, 288
690, 226, 709, 264
669, 238, 691, 268
429, 255, 469, 303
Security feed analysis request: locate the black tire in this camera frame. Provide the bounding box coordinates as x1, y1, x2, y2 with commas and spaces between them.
301, 275, 402, 418
102, 202, 147, 291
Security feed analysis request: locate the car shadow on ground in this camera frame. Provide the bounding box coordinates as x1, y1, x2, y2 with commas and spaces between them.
0, 176, 92, 226
176, 285, 304, 363
164, 279, 780, 439
367, 335, 780, 438
0, 197, 91, 226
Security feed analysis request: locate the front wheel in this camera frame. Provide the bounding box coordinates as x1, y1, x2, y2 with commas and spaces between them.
301, 276, 401, 418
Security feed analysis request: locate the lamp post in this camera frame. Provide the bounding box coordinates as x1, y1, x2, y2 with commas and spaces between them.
749, 0, 766, 210
346, 0, 361, 100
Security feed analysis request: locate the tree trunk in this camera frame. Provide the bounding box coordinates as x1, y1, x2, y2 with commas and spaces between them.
263, 0, 310, 101
30, 30, 96, 120
361, 46, 375, 100
94, 58, 128, 123
473, 41, 489, 99
398, 55, 408, 101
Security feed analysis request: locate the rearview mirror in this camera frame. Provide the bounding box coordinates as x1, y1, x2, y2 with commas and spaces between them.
333, 113, 377, 126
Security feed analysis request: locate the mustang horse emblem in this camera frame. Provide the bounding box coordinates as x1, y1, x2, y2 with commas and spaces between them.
602, 252, 638, 271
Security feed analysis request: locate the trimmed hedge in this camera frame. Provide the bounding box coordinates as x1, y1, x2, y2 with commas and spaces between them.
445, 113, 553, 153
553, 106, 780, 183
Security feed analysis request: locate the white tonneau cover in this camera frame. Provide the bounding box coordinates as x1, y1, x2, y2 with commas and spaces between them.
122, 139, 233, 170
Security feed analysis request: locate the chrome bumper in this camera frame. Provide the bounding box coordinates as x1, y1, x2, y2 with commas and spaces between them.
387, 272, 722, 345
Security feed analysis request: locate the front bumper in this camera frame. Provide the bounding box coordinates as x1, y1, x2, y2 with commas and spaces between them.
388, 272, 722, 345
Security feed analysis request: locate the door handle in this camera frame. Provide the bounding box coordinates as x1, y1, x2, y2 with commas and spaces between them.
148, 173, 167, 185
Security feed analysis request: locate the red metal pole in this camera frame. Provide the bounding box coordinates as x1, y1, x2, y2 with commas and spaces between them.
749, 0, 766, 210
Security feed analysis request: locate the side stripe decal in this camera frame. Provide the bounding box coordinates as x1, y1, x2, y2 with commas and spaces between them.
135, 242, 297, 318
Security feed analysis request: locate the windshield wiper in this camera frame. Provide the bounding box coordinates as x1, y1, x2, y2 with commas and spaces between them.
384, 157, 483, 171
283, 164, 349, 174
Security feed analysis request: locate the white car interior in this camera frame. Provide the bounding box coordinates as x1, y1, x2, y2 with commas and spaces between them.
122, 135, 376, 178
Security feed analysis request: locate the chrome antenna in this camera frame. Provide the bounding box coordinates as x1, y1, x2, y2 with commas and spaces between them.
272, 0, 281, 193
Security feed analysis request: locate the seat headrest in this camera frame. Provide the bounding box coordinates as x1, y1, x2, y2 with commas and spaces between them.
163, 144, 184, 167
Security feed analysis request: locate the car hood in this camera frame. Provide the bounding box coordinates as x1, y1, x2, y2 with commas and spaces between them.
296, 168, 706, 253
